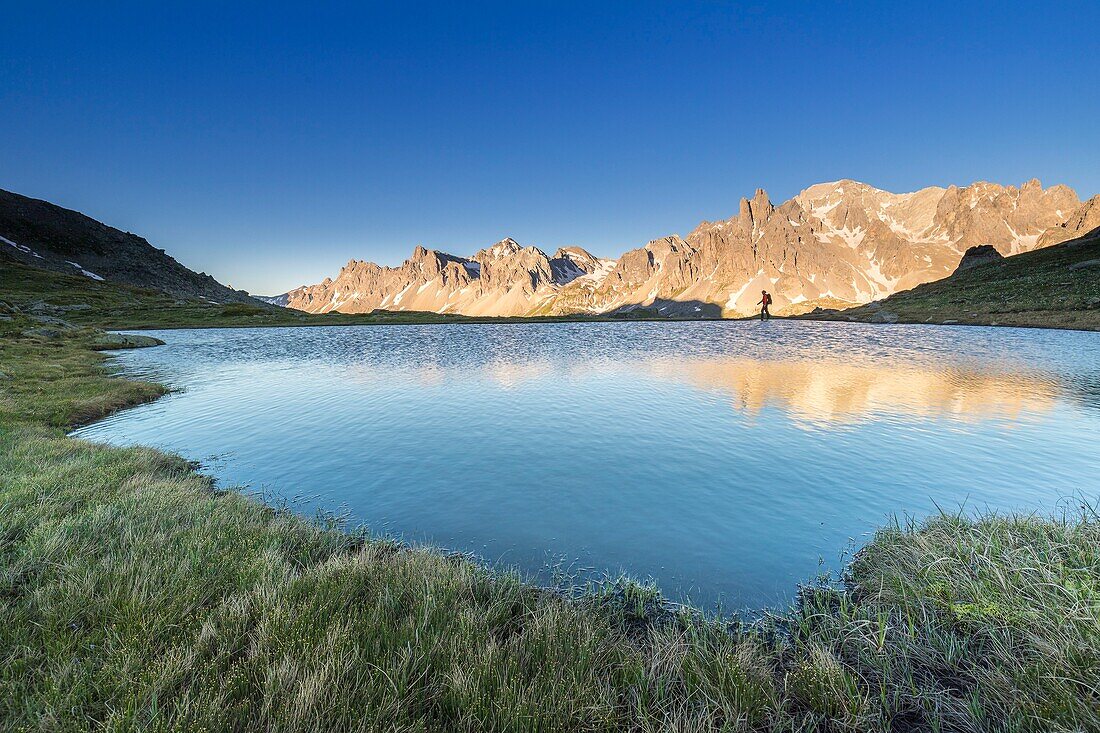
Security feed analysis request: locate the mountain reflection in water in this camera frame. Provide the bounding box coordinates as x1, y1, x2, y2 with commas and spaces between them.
650, 358, 1060, 425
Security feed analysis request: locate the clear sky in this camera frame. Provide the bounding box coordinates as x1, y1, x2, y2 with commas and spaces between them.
3, 1, 1098, 295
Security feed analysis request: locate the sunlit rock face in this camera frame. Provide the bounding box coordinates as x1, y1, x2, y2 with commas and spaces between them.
284, 239, 613, 317
285, 179, 1082, 317
1037, 194, 1100, 248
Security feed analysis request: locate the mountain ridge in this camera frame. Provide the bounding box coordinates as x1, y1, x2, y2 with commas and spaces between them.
285, 178, 1089, 317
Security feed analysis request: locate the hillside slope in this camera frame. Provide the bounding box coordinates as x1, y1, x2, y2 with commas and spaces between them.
0, 188, 255, 303
807, 224, 1100, 330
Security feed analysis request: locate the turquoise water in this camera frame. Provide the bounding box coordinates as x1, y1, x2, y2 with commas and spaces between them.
74, 321, 1100, 610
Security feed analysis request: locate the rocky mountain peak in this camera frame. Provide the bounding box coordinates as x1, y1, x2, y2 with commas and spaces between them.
479, 237, 524, 260
737, 197, 753, 222
746, 189, 773, 222
551, 246, 600, 271
553, 245, 593, 260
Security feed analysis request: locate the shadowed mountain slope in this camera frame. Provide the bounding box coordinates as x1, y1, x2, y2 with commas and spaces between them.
0, 188, 255, 304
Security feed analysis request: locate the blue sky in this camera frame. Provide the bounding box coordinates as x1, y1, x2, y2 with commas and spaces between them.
3, 1, 1098, 294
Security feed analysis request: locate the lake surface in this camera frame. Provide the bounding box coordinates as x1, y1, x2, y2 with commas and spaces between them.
74, 321, 1100, 610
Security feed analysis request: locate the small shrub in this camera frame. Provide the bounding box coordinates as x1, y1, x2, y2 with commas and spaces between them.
786, 645, 870, 727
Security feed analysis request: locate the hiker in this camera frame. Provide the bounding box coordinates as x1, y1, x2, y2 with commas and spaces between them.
757, 290, 772, 320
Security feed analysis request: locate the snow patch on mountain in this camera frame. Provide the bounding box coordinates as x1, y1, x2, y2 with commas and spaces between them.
2, 235, 44, 259
64, 260, 105, 280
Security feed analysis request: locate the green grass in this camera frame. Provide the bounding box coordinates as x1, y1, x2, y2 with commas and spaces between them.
809, 231, 1100, 331
2, 294, 1098, 730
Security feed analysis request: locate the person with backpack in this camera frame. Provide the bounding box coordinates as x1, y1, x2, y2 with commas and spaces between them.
757, 290, 772, 320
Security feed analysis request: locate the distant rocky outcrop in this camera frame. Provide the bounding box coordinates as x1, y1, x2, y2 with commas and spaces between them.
953, 245, 1005, 274
91, 332, 165, 350
285, 238, 616, 317
287, 179, 1084, 318
254, 293, 290, 307
0, 188, 256, 304
1037, 195, 1100, 248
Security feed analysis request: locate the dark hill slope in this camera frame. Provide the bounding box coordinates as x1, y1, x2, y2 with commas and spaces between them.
0, 188, 254, 303
808, 225, 1100, 331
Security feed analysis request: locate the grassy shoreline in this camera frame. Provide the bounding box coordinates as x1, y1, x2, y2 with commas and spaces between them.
3, 298, 1100, 729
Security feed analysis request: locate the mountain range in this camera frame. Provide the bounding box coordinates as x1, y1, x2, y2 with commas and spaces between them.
2, 179, 1095, 320
283, 179, 1094, 317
